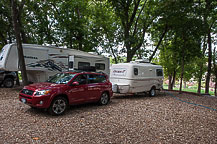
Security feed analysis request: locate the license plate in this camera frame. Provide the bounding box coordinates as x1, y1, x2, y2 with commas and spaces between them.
21, 98, 26, 103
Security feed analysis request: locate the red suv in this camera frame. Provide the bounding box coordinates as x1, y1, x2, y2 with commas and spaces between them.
19, 71, 113, 115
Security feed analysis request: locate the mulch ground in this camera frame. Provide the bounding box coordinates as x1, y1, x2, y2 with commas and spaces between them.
0, 86, 216, 143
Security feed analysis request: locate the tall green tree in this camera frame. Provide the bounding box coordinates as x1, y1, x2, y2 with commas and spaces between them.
203, 0, 217, 94
109, 0, 165, 62
48, 0, 100, 51
23, 0, 58, 45
91, 0, 122, 63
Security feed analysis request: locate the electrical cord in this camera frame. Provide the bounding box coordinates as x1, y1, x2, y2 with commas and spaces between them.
167, 92, 217, 111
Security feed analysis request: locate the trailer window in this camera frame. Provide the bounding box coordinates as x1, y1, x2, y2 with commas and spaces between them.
134, 68, 138, 75
78, 62, 90, 70
95, 63, 105, 70
156, 69, 163, 76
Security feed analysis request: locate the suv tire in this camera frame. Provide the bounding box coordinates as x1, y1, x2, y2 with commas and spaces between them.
49, 97, 68, 116
99, 92, 110, 105
3, 78, 14, 88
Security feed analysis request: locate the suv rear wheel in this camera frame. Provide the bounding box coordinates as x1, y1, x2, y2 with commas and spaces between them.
49, 97, 68, 115
99, 92, 110, 105
3, 78, 14, 88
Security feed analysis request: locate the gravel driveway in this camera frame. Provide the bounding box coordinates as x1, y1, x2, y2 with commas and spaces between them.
0, 87, 217, 143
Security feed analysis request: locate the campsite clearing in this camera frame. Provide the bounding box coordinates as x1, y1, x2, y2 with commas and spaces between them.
0, 87, 216, 143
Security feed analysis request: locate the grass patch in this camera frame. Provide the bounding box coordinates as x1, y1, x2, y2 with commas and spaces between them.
163, 85, 215, 96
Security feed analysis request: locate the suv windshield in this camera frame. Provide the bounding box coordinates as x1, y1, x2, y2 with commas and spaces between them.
47, 73, 76, 84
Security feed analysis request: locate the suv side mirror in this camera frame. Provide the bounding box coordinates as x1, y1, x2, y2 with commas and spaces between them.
71, 81, 79, 86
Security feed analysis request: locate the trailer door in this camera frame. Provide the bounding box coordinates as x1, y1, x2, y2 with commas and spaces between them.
69, 55, 74, 70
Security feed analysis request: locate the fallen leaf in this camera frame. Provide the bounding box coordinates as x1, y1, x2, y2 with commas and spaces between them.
32, 137, 39, 140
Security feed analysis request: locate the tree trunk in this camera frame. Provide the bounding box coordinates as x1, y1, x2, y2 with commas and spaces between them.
197, 75, 202, 94
15, 71, 20, 86
215, 78, 217, 96
168, 70, 176, 90
109, 44, 118, 64
18, 12, 28, 43
113, 55, 118, 64
77, 35, 83, 50
179, 53, 185, 93
205, 30, 212, 94
197, 60, 204, 93
127, 49, 133, 62
11, 0, 28, 86
75, 7, 83, 51
184, 81, 187, 88
171, 70, 176, 90
198, 35, 207, 93
125, 29, 131, 62
168, 75, 172, 90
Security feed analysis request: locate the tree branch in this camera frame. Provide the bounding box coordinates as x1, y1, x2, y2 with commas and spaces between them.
149, 24, 168, 62
129, 0, 140, 27
18, 0, 25, 16
50, 2, 61, 17
131, 15, 157, 54
133, 0, 147, 36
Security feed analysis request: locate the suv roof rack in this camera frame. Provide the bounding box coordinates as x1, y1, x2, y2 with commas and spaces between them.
68, 69, 107, 76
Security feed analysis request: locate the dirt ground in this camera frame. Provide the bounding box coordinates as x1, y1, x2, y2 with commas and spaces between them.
0, 86, 217, 143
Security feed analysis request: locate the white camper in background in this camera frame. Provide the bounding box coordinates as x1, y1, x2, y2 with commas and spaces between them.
110, 59, 163, 96
0, 43, 109, 83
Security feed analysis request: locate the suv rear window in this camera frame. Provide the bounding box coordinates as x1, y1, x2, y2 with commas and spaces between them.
88, 74, 106, 84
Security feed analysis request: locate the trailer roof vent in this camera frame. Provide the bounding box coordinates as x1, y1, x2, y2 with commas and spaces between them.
134, 59, 150, 63
88, 52, 98, 55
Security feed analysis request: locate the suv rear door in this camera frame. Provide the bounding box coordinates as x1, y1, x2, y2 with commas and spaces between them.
87, 74, 107, 101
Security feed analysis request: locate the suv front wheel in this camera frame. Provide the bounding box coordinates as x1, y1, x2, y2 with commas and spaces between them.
3, 78, 14, 88
49, 97, 68, 115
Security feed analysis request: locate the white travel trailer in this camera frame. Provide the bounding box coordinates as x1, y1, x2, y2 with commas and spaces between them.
0, 43, 109, 83
110, 60, 163, 96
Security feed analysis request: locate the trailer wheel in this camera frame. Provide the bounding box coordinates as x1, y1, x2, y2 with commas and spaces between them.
149, 87, 156, 97
48, 97, 68, 116
3, 78, 14, 88
99, 92, 110, 105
